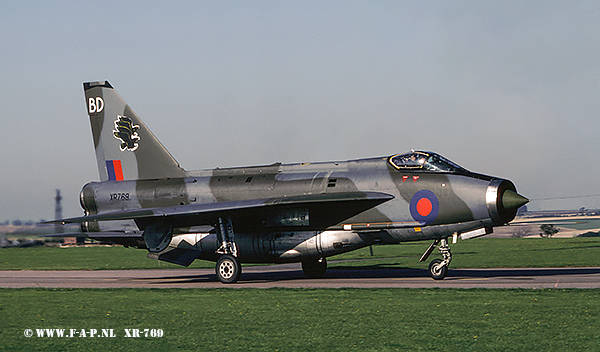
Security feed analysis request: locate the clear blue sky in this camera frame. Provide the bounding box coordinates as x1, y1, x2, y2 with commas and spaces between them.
1, 1, 599, 220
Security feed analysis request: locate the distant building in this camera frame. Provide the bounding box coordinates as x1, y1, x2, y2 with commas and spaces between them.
516, 205, 528, 215
55, 189, 63, 234
63, 237, 85, 245
63, 237, 77, 245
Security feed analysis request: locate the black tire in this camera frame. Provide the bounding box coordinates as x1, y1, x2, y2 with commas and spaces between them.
302, 258, 327, 279
429, 259, 448, 280
216, 255, 241, 283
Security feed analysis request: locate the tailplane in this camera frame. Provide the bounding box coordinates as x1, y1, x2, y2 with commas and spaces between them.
83, 81, 186, 181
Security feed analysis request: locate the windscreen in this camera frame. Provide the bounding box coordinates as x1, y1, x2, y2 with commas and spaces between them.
389, 151, 467, 173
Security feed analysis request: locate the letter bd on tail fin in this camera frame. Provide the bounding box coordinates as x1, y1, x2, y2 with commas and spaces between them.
83, 81, 186, 181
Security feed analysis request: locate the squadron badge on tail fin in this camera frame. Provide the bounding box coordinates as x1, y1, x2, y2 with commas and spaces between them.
113, 115, 140, 151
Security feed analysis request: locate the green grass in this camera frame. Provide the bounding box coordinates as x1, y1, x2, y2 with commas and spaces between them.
1, 288, 598, 352
1, 237, 599, 271
330, 237, 600, 270
0, 246, 215, 270
556, 219, 600, 231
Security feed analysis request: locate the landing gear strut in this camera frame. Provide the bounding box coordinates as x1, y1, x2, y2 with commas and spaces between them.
215, 217, 241, 283
420, 238, 452, 280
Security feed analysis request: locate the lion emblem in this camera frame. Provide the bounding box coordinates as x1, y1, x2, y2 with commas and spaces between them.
113, 115, 140, 151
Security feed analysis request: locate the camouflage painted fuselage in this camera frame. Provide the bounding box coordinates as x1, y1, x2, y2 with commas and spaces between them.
80, 155, 516, 264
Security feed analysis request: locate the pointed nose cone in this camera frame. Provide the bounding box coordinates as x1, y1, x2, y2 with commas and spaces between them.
502, 190, 529, 210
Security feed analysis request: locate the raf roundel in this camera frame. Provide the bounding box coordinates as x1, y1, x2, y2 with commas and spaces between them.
409, 190, 439, 224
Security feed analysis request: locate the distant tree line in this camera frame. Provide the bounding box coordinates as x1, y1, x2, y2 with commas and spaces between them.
1, 220, 41, 226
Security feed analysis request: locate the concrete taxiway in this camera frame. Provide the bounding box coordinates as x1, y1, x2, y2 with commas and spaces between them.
1, 264, 599, 289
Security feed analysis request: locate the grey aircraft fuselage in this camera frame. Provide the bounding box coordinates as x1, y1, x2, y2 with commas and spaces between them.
81, 152, 520, 263
53, 81, 529, 283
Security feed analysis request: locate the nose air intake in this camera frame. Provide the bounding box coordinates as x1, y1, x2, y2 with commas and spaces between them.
487, 179, 529, 225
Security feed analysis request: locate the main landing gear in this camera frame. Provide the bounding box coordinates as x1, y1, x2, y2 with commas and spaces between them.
215, 217, 241, 283
216, 254, 241, 284
420, 238, 452, 280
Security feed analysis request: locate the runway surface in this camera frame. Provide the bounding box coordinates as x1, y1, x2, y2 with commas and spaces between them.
2, 264, 600, 289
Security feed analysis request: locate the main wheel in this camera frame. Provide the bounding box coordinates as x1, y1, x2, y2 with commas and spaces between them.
216, 255, 241, 283
302, 258, 327, 279
429, 259, 448, 280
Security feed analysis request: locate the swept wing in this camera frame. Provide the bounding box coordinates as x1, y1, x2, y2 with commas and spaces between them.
48, 191, 396, 231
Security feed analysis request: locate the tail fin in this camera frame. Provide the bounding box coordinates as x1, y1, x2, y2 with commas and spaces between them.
83, 81, 186, 181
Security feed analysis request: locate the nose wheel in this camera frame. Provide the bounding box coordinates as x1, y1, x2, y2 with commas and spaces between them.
428, 259, 448, 280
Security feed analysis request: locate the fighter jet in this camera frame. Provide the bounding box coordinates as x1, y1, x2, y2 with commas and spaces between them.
49, 81, 528, 283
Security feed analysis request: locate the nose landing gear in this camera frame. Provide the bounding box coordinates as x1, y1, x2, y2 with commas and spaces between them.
420, 238, 452, 280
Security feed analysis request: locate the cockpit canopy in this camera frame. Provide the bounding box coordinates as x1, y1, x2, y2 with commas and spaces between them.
389, 151, 467, 173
